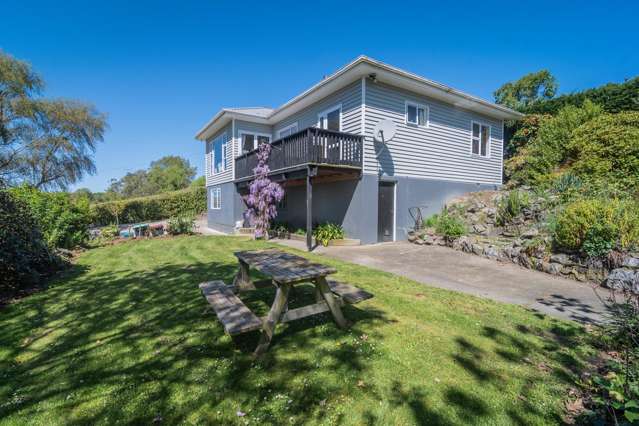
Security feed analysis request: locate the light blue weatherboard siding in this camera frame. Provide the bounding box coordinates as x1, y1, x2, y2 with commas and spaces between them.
273, 80, 362, 136
363, 80, 503, 184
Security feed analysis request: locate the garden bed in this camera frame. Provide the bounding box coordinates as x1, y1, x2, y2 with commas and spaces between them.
408, 189, 639, 294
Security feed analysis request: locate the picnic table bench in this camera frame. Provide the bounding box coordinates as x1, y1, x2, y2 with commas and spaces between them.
198, 249, 373, 355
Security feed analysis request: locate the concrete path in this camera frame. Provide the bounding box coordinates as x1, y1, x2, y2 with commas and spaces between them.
273, 239, 613, 324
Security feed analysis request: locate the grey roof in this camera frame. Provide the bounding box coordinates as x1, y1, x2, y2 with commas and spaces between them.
224, 107, 273, 118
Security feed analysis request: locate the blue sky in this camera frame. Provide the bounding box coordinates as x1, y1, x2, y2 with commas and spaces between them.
2, 0, 637, 192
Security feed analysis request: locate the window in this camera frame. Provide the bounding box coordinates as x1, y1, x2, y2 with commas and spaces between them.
318, 105, 341, 131
405, 102, 428, 127
210, 187, 221, 209
240, 132, 270, 154
277, 123, 298, 139
209, 133, 227, 175
471, 122, 490, 157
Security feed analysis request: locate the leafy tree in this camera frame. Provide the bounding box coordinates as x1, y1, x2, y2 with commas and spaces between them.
494, 70, 558, 111
0, 51, 107, 190
112, 169, 155, 198
107, 156, 197, 199
147, 156, 196, 192
190, 175, 205, 188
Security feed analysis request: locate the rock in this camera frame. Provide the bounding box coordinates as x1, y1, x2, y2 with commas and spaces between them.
467, 202, 486, 213
472, 244, 484, 256
408, 234, 417, 242
604, 269, 639, 293
586, 267, 606, 284
512, 239, 522, 248
485, 207, 497, 218
502, 246, 521, 260
455, 236, 473, 253
550, 253, 575, 266
472, 224, 488, 235
518, 253, 533, 269
501, 228, 517, 237
422, 235, 436, 245
415, 238, 425, 245
542, 262, 562, 275
521, 228, 539, 239
622, 256, 639, 269
484, 246, 499, 259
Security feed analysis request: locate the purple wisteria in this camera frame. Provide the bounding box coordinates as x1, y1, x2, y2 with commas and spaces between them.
244, 141, 284, 238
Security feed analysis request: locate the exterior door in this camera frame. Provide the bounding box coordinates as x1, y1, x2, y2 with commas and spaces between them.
378, 181, 395, 242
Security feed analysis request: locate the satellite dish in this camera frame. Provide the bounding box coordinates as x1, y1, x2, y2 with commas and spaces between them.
373, 119, 396, 143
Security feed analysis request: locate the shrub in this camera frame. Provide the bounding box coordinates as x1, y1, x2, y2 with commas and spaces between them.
313, 222, 345, 246
553, 198, 639, 255
569, 111, 639, 192
435, 213, 466, 239
10, 186, 91, 249
0, 191, 62, 293
167, 216, 194, 235
91, 187, 206, 226
506, 100, 603, 186
423, 213, 439, 228
496, 190, 530, 225
590, 291, 639, 423
100, 225, 119, 240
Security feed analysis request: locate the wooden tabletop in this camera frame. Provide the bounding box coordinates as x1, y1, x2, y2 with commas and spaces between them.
234, 249, 336, 284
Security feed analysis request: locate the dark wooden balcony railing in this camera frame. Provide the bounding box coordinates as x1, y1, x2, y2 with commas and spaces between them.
234, 127, 363, 180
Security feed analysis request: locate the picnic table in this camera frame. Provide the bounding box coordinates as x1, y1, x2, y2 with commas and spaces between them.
199, 249, 373, 356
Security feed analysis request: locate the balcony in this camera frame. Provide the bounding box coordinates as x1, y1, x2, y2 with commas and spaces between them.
234, 127, 363, 181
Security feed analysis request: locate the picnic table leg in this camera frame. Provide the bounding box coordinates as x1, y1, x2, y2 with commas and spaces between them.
254, 283, 290, 356
315, 276, 349, 329
233, 259, 255, 293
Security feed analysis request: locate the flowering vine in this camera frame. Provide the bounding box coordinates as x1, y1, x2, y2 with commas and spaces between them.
244, 141, 284, 238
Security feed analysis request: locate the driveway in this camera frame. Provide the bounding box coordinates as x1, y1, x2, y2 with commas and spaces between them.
274, 239, 613, 324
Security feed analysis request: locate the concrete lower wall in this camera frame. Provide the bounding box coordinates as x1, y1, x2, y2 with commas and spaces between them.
392, 175, 499, 240
207, 174, 497, 243
206, 182, 244, 234
276, 174, 378, 244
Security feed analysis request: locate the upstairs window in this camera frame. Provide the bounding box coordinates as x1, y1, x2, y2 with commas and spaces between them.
208, 133, 227, 175
240, 132, 270, 154
318, 105, 341, 131
277, 123, 299, 139
211, 134, 227, 174
406, 102, 428, 127
471, 122, 490, 157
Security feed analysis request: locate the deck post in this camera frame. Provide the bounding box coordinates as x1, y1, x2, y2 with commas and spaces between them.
306, 167, 313, 251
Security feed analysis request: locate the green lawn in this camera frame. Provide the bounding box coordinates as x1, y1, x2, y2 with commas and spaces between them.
0, 236, 595, 425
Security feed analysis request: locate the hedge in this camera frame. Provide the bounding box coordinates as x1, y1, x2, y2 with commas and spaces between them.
10, 186, 91, 249
522, 76, 639, 115
0, 190, 62, 293
90, 187, 207, 226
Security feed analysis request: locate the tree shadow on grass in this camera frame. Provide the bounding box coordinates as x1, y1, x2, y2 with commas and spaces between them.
0, 257, 390, 424
444, 319, 592, 425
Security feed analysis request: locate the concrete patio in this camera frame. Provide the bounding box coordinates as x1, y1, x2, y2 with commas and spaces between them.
273, 239, 614, 324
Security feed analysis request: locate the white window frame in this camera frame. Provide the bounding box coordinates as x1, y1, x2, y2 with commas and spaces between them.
470, 121, 491, 158
405, 101, 429, 128
277, 122, 299, 139
210, 133, 227, 175
317, 103, 342, 131
210, 187, 221, 210
238, 131, 271, 155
